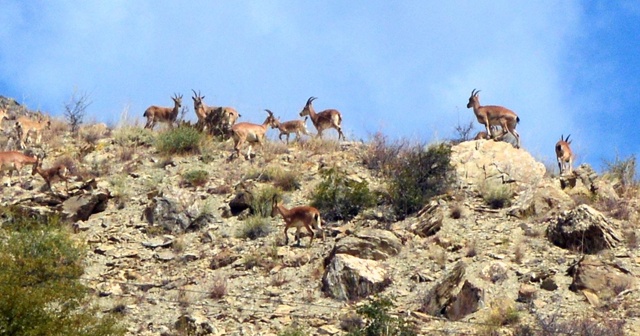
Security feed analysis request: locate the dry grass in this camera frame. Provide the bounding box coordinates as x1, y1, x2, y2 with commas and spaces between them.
208, 275, 228, 300
298, 137, 340, 155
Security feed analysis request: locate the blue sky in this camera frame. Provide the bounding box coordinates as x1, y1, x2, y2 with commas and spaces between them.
0, 1, 638, 174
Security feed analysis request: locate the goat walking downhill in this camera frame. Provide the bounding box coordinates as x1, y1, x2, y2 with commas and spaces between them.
555, 134, 574, 175
143, 93, 182, 130
270, 195, 322, 247
467, 89, 521, 148
32, 156, 71, 192
299, 97, 345, 140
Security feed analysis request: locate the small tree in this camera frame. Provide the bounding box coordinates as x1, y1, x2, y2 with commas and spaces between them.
64, 90, 92, 134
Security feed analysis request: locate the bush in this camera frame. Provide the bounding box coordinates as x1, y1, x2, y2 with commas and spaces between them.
250, 185, 282, 218
237, 216, 272, 240
603, 153, 638, 196
182, 169, 209, 187
278, 324, 309, 336
0, 207, 125, 336
113, 125, 156, 148
346, 296, 416, 336
481, 182, 513, 209
155, 125, 203, 155
387, 143, 454, 219
312, 168, 376, 222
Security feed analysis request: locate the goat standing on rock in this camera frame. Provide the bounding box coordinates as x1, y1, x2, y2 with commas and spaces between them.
467, 89, 521, 148
555, 134, 574, 175
270, 195, 323, 247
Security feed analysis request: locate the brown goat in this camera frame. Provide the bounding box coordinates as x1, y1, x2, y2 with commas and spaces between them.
143, 93, 182, 130
299, 96, 345, 140
15, 116, 51, 149
31, 156, 70, 191
0, 151, 38, 186
267, 111, 310, 144
555, 134, 574, 175
192, 90, 241, 137
270, 195, 322, 247
229, 110, 278, 160
467, 89, 520, 148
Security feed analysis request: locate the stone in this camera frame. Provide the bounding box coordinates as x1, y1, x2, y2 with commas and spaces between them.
62, 190, 109, 221
567, 255, 636, 304
322, 253, 391, 301
450, 140, 545, 194
330, 228, 402, 261
546, 204, 622, 253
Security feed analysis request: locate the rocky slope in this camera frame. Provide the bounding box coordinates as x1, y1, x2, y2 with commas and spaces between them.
1, 99, 639, 335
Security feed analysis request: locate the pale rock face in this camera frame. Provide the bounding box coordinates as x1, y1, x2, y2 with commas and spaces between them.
450, 140, 546, 193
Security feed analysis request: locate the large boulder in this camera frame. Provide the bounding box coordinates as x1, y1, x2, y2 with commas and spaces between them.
330, 228, 402, 261
450, 140, 545, 193
143, 194, 215, 234
322, 253, 391, 301
62, 190, 109, 221
567, 255, 636, 305
546, 204, 622, 253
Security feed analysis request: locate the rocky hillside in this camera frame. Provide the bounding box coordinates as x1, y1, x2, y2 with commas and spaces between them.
0, 98, 639, 335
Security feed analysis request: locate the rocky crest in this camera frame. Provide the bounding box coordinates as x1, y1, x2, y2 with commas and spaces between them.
0, 103, 639, 335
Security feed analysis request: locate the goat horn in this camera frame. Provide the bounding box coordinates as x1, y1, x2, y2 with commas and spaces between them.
264, 109, 273, 115
191, 89, 197, 96
565, 134, 571, 142
471, 89, 476, 96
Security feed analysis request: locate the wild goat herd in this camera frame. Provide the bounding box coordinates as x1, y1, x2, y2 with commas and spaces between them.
0, 89, 574, 246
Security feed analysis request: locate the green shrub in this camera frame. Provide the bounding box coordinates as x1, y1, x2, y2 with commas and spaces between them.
155, 125, 203, 155
346, 296, 416, 336
182, 169, 209, 187
0, 207, 125, 336
387, 142, 454, 219
312, 168, 376, 222
250, 185, 282, 217
237, 216, 272, 240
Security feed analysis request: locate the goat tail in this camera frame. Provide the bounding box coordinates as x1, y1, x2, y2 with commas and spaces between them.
315, 213, 322, 229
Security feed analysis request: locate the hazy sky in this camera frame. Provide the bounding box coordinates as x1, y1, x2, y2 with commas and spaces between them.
0, 1, 638, 173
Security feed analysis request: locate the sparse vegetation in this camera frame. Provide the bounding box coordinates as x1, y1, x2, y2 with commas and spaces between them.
181, 169, 209, 187
481, 181, 513, 209
346, 295, 416, 336
603, 153, 638, 196
237, 216, 272, 240
64, 89, 91, 134
278, 324, 309, 336
387, 142, 454, 218
155, 125, 203, 155
208, 275, 228, 300
311, 167, 376, 222
250, 185, 282, 217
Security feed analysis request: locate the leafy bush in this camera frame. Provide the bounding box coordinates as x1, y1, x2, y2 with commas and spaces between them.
387, 142, 454, 219
363, 132, 407, 175
278, 324, 309, 336
182, 169, 209, 187
155, 125, 203, 155
0, 207, 125, 336
236, 216, 272, 240
312, 168, 376, 222
346, 296, 416, 336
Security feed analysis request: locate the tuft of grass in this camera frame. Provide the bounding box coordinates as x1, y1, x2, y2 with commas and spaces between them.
346, 295, 417, 336
208, 275, 228, 300
481, 182, 513, 209
155, 125, 203, 155
181, 169, 209, 188
278, 324, 309, 336
236, 216, 272, 240
603, 153, 637, 196
250, 185, 282, 217
113, 125, 156, 147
